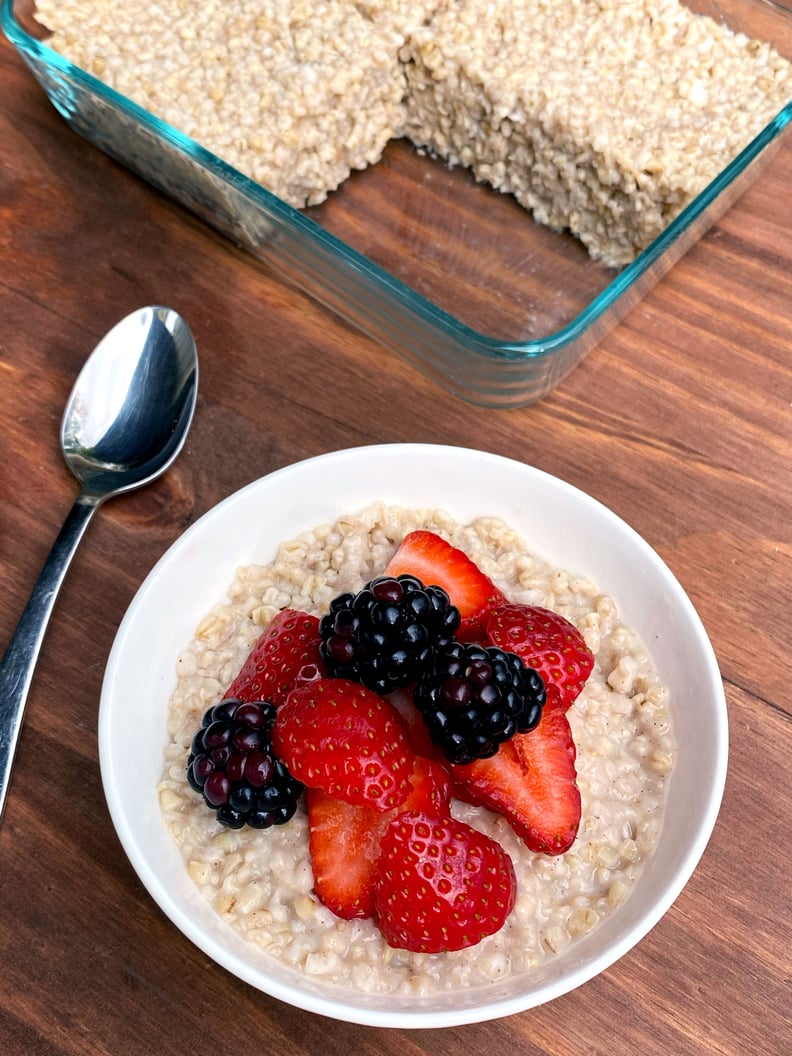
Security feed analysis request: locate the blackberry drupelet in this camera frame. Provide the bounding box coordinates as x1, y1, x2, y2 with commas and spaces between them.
318, 574, 460, 695
187, 697, 303, 829
414, 641, 546, 765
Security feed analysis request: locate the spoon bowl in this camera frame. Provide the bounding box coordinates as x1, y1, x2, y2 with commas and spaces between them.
0, 306, 198, 822
62, 307, 197, 494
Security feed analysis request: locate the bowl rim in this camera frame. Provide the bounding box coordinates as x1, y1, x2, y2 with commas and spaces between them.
98, 443, 729, 1027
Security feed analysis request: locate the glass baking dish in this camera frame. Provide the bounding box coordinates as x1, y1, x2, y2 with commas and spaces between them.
4, 0, 791, 408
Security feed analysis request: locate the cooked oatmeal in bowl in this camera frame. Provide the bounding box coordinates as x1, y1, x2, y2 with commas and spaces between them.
159, 503, 674, 991
99, 445, 727, 1025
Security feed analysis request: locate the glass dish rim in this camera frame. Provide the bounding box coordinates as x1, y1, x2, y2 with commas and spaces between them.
4, 0, 791, 364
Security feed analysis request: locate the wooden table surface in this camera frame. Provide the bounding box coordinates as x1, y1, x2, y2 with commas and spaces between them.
1, 25, 791, 1056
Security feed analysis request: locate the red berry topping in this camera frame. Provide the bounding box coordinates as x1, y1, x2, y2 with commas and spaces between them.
225, 608, 327, 707
384, 531, 507, 640
374, 810, 517, 953
486, 604, 594, 710
306, 756, 453, 920
451, 694, 581, 854
185, 536, 595, 950
272, 678, 415, 810
306, 790, 388, 920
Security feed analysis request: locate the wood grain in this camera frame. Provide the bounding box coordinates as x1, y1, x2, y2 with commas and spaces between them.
1, 23, 790, 1056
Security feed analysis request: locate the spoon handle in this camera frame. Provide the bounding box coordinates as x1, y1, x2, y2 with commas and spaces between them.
0, 492, 100, 823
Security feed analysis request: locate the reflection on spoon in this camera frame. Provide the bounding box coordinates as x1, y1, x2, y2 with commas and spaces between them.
0, 306, 199, 823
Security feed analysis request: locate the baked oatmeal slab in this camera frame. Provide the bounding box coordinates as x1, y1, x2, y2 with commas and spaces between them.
32, 0, 790, 263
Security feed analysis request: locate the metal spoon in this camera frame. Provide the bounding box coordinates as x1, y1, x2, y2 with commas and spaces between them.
0, 306, 198, 822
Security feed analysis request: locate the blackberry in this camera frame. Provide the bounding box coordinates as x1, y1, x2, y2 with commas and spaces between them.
414, 641, 546, 765
318, 574, 460, 695
187, 697, 303, 829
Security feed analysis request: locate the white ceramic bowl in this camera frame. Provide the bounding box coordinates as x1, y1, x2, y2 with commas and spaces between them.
99, 444, 728, 1028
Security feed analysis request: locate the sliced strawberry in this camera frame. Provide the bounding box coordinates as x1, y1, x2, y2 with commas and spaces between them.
486, 603, 594, 710
510, 699, 580, 853
384, 530, 506, 640
225, 608, 327, 707
272, 678, 415, 811
452, 741, 526, 815
400, 754, 454, 816
387, 687, 448, 765
306, 790, 386, 919
306, 756, 453, 920
374, 809, 517, 953
451, 695, 581, 855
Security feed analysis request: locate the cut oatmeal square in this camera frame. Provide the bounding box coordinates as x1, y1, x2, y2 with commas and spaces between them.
35, 0, 408, 207
400, 0, 792, 265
